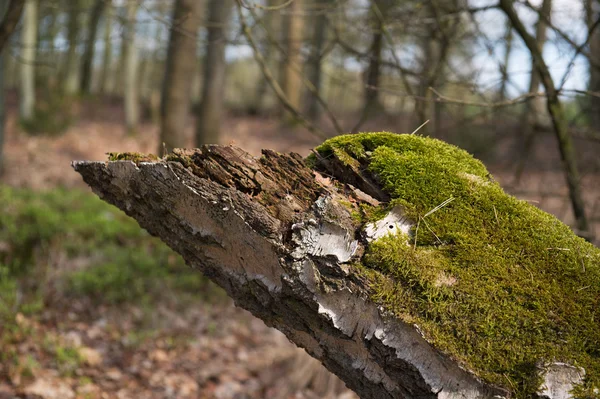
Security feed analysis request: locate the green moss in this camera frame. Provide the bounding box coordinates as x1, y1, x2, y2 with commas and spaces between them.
107, 152, 159, 163
316, 133, 600, 397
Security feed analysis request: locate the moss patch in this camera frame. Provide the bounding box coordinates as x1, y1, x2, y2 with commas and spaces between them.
316, 133, 600, 397
107, 152, 160, 164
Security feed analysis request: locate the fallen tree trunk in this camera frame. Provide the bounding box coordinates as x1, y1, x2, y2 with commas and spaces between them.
73, 133, 600, 399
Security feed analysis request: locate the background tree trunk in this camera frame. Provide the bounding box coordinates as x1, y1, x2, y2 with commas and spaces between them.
363, 0, 386, 117
514, 0, 552, 183
586, 0, 600, 132
98, 0, 113, 94
252, 0, 279, 114
19, 0, 37, 123
279, 0, 304, 124
0, 0, 24, 53
123, 0, 139, 135
159, 0, 202, 152
500, 0, 591, 239
80, 0, 105, 95
0, 0, 8, 174
195, 0, 233, 145
305, 0, 330, 122
62, 0, 81, 95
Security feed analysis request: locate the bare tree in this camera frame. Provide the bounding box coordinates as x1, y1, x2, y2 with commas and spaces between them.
513, 0, 552, 183
585, 0, 600, 132
159, 0, 202, 152
251, 0, 280, 114
0, 0, 12, 174
63, 0, 81, 95
279, 0, 304, 124
123, 0, 140, 135
305, 0, 332, 122
195, 0, 233, 145
361, 0, 391, 121
0, 0, 24, 53
98, 0, 113, 94
499, 0, 591, 239
19, 0, 37, 123
80, 0, 105, 94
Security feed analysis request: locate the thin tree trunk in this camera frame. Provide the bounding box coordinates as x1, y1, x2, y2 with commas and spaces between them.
361, 0, 389, 122
19, 0, 37, 122
99, 0, 113, 94
195, 0, 233, 145
80, 0, 104, 94
123, 0, 139, 135
586, 0, 600, 131
0, 0, 24, 53
159, 0, 202, 152
63, 0, 81, 95
514, 0, 552, 183
279, 0, 304, 124
498, 21, 513, 102
252, 0, 279, 114
305, 0, 330, 122
500, 0, 591, 239
0, 0, 8, 174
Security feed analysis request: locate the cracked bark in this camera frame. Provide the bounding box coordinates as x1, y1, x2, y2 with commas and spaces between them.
73, 146, 576, 399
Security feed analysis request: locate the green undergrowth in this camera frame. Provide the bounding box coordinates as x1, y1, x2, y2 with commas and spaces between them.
0, 186, 223, 327
316, 133, 600, 398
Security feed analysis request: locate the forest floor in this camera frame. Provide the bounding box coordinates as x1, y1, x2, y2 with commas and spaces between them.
1, 101, 599, 399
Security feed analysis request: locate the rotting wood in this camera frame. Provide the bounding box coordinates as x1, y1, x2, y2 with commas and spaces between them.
73, 142, 591, 399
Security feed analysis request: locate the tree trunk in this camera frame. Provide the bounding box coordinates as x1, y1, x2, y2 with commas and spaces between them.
159, 0, 201, 153
98, 0, 113, 94
74, 133, 600, 399
19, 0, 37, 122
305, 0, 330, 122
279, 0, 304, 124
500, 0, 591, 239
586, 0, 600, 132
513, 0, 552, 184
80, 0, 104, 95
195, 0, 233, 145
63, 0, 81, 95
0, 0, 8, 174
123, 0, 139, 135
362, 0, 391, 120
498, 21, 513, 102
251, 0, 279, 114
0, 0, 24, 53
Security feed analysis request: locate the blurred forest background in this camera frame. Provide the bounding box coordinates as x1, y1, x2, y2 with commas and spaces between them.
0, 0, 599, 398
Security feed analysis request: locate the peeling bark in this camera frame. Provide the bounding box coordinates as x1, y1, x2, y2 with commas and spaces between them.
73, 144, 581, 399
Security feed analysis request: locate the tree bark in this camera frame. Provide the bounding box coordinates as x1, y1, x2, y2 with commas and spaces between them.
98, 0, 113, 94
73, 140, 593, 399
19, 0, 37, 123
80, 0, 105, 95
159, 0, 202, 153
305, 0, 331, 122
63, 0, 81, 95
279, 0, 304, 124
500, 0, 591, 239
195, 0, 233, 145
123, 0, 140, 135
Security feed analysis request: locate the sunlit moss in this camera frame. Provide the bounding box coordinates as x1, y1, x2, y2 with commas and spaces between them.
316, 132, 600, 398
107, 152, 159, 163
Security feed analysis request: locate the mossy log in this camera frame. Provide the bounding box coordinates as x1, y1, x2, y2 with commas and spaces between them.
73, 133, 600, 399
